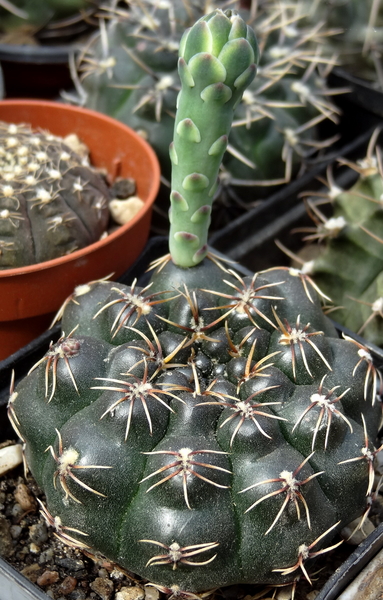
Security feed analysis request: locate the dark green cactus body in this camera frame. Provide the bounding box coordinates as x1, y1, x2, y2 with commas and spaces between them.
10, 264, 383, 592
0, 122, 110, 268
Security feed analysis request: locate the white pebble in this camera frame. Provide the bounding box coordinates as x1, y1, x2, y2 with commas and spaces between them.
0, 444, 23, 475
145, 587, 160, 600
109, 196, 144, 225
115, 586, 145, 600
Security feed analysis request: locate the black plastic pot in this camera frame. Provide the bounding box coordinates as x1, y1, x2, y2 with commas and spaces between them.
0, 44, 75, 99
0, 236, 383, 600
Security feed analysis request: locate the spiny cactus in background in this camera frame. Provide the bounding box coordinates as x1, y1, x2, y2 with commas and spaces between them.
9, 9, 383, 596
300, 0, 383, 90
0, 121, 110, 268
287, 128, 383, 348
0, 0, 100, 43
67, 0, 343, 215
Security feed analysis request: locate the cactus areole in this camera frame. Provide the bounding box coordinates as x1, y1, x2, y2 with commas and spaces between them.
9, 9, 383, 596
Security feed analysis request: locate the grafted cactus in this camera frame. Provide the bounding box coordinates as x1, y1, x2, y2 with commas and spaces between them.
9, 9, 383, 596
168, 8, 258, 266
0, 121, 110, 268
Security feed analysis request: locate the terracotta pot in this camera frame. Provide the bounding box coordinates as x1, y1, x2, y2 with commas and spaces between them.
0, 99, 161, 359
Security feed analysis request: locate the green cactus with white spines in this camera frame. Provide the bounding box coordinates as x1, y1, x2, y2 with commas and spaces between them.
0, 121, 110, 268
9, 9, 383, 595
291, 129, 383, 348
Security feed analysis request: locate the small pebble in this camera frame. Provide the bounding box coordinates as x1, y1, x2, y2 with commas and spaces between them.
89, 576, 114, 600
144, 587, 160, 600
110, 568, 124, 580
62, 134, 89, 160
39, 548, 54, 564
36, 569, 60, 587
14, 482, 36, 512
10, 524, 22, 539
20, 562, 41, 583
276, 587, 294, 600
29, 542, 41, 554
11, 503, 25, 519
55, 556, 86, 572
98, 567, 109, 578
116, 587, 145, 600
29, 521, 48, 545
59, 575, 77, 595
111, 177, 136, 199
0, 444, 23, 475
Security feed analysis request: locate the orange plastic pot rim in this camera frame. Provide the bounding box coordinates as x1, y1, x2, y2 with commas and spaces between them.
0, 99, 162, 277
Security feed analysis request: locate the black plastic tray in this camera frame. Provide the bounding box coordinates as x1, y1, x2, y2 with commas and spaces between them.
328, 67, 383, 119
1, 236, 383, 600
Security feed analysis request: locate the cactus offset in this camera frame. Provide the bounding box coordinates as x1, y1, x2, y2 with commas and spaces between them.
9, 9, 383, 596
0, 121, 110, 268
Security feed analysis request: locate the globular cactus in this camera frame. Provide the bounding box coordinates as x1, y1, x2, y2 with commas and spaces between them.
68, 0, 342, 213
289, 128, 383, 349
0, 121, 110, 268
9, 9, 383, 596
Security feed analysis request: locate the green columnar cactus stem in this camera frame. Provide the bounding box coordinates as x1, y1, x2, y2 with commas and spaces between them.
168, 9, 259, 267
